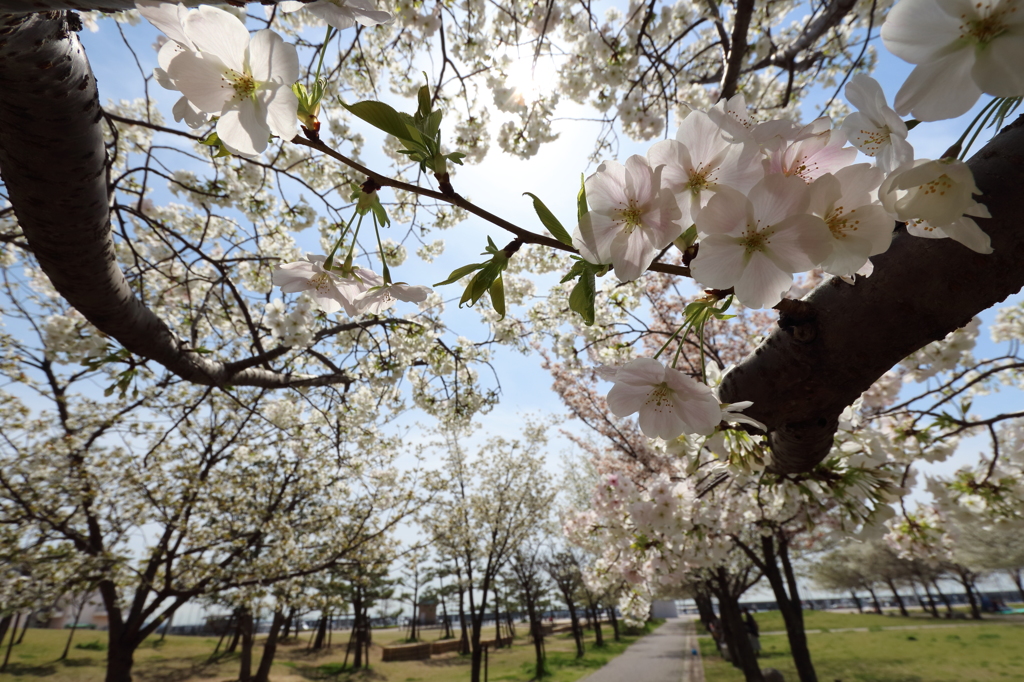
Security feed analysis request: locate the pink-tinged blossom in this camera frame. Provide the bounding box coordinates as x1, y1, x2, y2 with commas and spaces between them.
841, 75, 914, 174
647, 110, 763, 227
690, 174, 833, 309
572, 155, 683, 282
879, 159, 993, 253
161, 6, 299, 156
764, 117, 858, 183
272, 255, 353, 315
809, 165, 895, 278
354, 281, 432, 314
605, 357, 722, 440
277, 0, 393, 30
882, 0, 1024, 121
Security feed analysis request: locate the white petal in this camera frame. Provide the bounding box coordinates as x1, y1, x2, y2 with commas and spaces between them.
185, 6, 250, 74
972, 32, 1024, 96
695, 186, 750, 236
137, 0, 192, 47
895, 52, 981, 121
218, 103, 269, 156
881, 0, 964, 64
638, 403, 687, 441
735, 251, 793, 309
261, 85, 299, 141
248, 29, 300, 84
167, 51, 236, 113
938, 216, 993, 254
607, 383, 655, 418
689, 235, 747, 289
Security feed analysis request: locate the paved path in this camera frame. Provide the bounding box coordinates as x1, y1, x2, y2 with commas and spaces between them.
581, 617, 705, 682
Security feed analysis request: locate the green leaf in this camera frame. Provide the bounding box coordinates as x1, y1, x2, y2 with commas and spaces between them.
342, 100, 416, 141
446, 152, 466, 166
417, 83, 431, 120
425, 110, 443, 140
577, 173, 589, 223
435, 262, 485, 286
524, 192, 573, 246
490, 274, 506, 319
568, 269, 596, 325
559, 259, 588, 284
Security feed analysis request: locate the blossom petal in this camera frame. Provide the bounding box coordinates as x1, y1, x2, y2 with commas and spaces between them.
689, 235, 747, 289
167, 51, 236, 113
262, 84, 299, 141
218, 102, 269, 156
735, 251, 793, 309
249, 29, 300, 84
972, 32, 1024, 96
894, 52, 981, 120
184, 6, 250, 74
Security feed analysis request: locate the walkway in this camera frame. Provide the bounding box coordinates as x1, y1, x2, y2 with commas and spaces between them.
581, 617, 705, 682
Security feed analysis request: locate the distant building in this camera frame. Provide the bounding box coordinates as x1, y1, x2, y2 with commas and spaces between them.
650, 600, 678, 619
43, 592, 108, 630
416, 599, 437, 625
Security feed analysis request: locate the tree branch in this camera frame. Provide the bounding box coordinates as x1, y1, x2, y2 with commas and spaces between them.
0, 12, 347, 389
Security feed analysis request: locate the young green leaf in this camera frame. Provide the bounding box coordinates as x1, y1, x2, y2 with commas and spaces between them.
568, 268, 596, 325
435, 262, 485, 286
489, 274, 506, 319
524, 192, 573, 246
341, 100, 413, 141
577, 172, 589, 223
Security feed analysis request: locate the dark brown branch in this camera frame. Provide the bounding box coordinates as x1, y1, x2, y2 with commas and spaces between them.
0, 12, 345, 389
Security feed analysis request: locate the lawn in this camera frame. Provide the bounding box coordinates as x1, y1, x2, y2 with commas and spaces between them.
699, 616, 1024, 682
0, 620, 664, 682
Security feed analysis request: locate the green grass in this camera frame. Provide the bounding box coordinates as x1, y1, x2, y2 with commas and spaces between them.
0, 620, 665, 682
700, 618, 1024, 682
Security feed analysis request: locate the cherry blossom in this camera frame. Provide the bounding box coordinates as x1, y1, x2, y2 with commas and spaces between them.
272, 254, 360, 315
647, 110, 763, 227
879, 158, 993, 253
764, 118, 858, 183
841, 75, 914, 174
160, 6, 299, 156
606, 357, 722, 440
690, 174, 833, 309
572, 155, 683, 282
882, 0, 1024, 121
354, 282, 433, 314
809, 165, 895, 278
277, 0, 393, 30
136, 1, 209, 128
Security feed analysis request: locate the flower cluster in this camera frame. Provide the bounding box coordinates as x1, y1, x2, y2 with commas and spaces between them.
574, 82, 993, 313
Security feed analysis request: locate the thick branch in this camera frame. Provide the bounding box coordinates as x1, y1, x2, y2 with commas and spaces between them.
719, 116, 1024, 473
0, 12, 345, 389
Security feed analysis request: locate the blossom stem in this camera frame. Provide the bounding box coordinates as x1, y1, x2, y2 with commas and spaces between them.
372, 211, 392, 284
323, 207, 359, 271
949, 97, 1001, 159
315, 26, 334, 83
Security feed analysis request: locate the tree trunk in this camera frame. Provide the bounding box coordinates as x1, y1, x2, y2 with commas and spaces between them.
713, 570, 764, 682
607, 605, 620, 642
920, 581, 940, 618
237, 609, 255, 682
1, 612, 21, 672
253, 609, 286, 682
1008, 569, 1024, 603
849, 591, 863, 613
103, 637, 137, 682
884, 579, 909, 617
458, 587, 470, 656
956, 569, 982, 620
566, 600, 584, 659
312, 613, 328, 650
931, 579, 954, 616
760, 535, 817, 682
591, 604, 604, 647
61, 599, 88, 661
470, 612, 486, 682
0, 616, 10, 653
866, 586, 883, 614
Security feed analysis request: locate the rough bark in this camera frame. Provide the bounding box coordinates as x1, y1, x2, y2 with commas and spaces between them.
0, 11, 350, 390
253, 609, 286, 682
719, 117, 1024, 472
